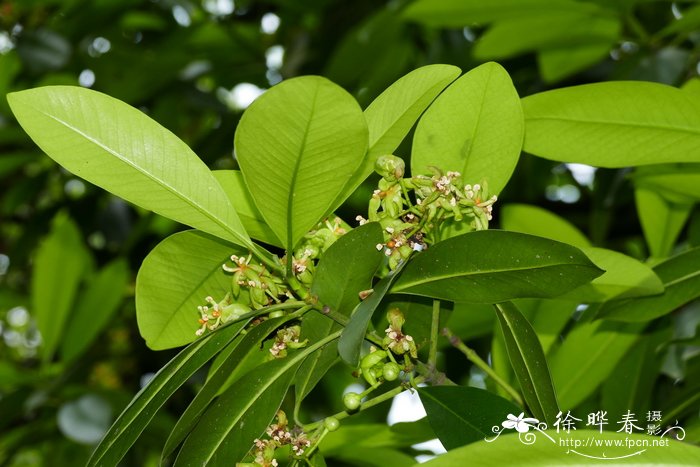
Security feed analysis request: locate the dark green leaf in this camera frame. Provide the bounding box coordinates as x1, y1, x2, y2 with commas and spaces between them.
596, 247, 700, 322
391, 231, 603, 303
493, 302, 559, 423
87, 321, 247, 467
419, 386, 520, 449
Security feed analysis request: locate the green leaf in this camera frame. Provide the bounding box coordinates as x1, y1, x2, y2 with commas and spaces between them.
494, 302, 559, 423
332, 64, 461, 207
501, 203, 591, 249
411, 62, 523, 195
514, 299, 577, 355
297, 223, 384, 401
659, 4, 700, 37
32, 213, 90, 363
338, 261, 407, 366
635, 187, 693, 258
212, 170, 282, 248
175, 331, 340, 465
136, 230, 244, 350
60, 259, 129, 362
537, 43, 612, 83
321, 420, 435, 452
7, 86, 251, 247
235, 76, 368, 251
559, 247, 664, 302
522, 81, 700, 167
402, 0, 598, 28
391, 231, 603, 303
473, 13, 619, 61
596, 247, 700, 322
162, 314, 297, 461
549, 320, 644, 409
633, 166, 700, 201
419, 386, 520, 449
417, 430, 700, 466
87, 321, 246, 467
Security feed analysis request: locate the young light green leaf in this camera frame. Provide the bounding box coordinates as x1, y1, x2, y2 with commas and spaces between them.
417, 430, 700, 466
175, 331, 340, 465
500, 203, 591, 249
391, 231, 603, 303
522, 81, 700, 166
473, 13, 619, 61
411, 62, 523, 195
634, 168, 700, 201
596, 247, 700, 322
297, 223, 384, 401
212, 170, 282, 248
162, 314, 297, 461
558, 247, 664, 302
635, 188, 693, 258
418, 386, 520, 449
87, 321, 246, 467
136, 230, 244, 350
332, 64, 461, 207
549, 320, 644, 409
402, 0, 597, 27
32, 213, 90, 363
7, 86, 251, 247
338, 261, 407, 366
60, 259, 129, 362
494, 302, 559, 423
235, 76, 368, 251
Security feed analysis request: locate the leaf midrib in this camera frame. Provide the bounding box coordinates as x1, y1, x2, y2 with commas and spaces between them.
394, 262, 593, 291
40, 109, 248, 247
526, 115, 700, 137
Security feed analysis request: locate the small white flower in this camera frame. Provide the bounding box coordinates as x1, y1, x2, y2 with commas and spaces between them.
502, 413, 539, 433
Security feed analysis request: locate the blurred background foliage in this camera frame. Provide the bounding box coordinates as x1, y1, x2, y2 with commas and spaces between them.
2, 0, 700, 465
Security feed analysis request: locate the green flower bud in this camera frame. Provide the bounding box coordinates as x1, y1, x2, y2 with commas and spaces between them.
383, 362, 401, 381
375, 155, 405, 181
343, 392, 361, 411
324, 416, 340, 432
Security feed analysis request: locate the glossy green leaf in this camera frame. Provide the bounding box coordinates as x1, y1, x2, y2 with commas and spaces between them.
87, 321, 246, 467
332, 64, 461, 207
411, 62, 523, 195
634, 167, 700, 201
321, 419, 435, 452
419, 386, 520, 449
635, 187, 693, 258
297, 223, 384, 401
494, 302, 559, 423
522, 81, 700, 167
235, 76, 368, 251
60, 259, 128, 362
473, 13, 619, 61
136, 230, 243, 350
402, 0, 597, 28
418, 430, 700, 466
448, 303, 497, 341
559, 247, 664, 302
501, 203, 591, 249
212, 170, 282, 248
162, 314, 297, 461
596, 247, 700, 322
391, 231, 603, 303
31, 213, 90, 363
538, 43, 612, 83
339, 261, 407, 366
515, 299, 576, 355
549, 320, 644, 409
175, 331, 340, 465
7, 86, 251, 247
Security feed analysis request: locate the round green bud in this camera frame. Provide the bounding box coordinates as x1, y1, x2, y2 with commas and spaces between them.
343, 392, 362, 411
382, 362, 401, 381
324, 416, 340, 432
375, 155, 405, 181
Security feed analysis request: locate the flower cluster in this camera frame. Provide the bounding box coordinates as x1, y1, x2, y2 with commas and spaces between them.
383, 308, 417, 359
362, 154, 497, 270
223, 254, 289, 309
249, 410, 312, 466
269, 325, 308, 359
285, 217, 347, 286
195, 293, 250, 336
